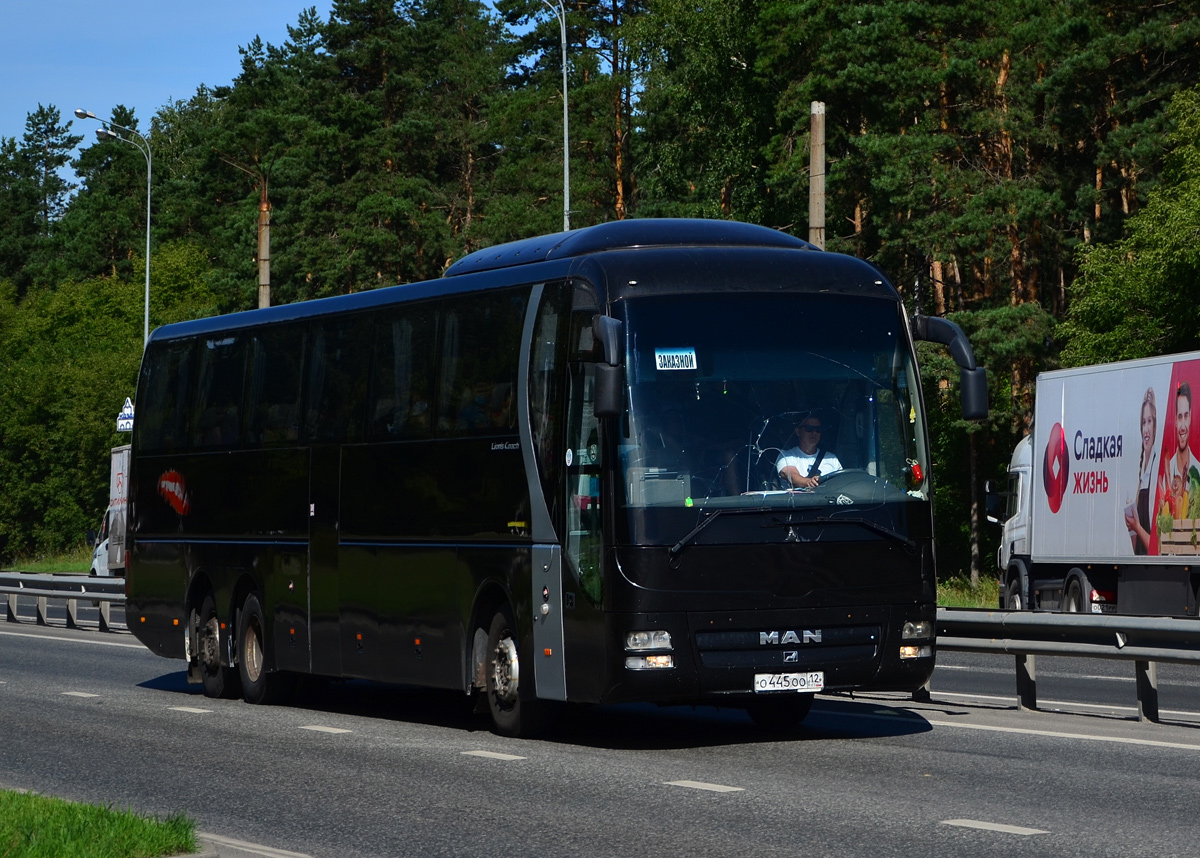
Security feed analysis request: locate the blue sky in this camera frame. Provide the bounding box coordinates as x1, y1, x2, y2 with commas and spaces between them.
2, 0, 334, 151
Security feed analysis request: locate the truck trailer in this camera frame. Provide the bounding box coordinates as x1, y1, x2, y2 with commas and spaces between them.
990, 353, 1200, 617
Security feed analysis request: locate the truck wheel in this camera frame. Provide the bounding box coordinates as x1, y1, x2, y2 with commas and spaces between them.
1063, 576, 1090, 613
197, 594, 241, 699
1005, 577, 1024, 611
237, 592, 292, 705
747, 694, 814, 731
485, 607, 541, 738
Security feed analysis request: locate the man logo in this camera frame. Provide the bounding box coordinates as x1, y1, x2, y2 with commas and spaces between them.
783, 651, 799, 663
760, 630, 822, 645
1043, 422, 1070, 514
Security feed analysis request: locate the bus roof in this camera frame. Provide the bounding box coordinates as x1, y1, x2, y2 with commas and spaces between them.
444, 218, 815, 277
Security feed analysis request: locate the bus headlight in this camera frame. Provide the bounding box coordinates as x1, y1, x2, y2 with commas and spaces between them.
625, 655, 675, 670
625, 630, 673, 652
901, 620, 933, 640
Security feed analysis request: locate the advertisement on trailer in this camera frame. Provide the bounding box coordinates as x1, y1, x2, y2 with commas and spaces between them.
1032, 357, 1200, 560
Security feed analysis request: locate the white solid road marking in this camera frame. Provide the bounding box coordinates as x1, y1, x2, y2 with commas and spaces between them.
665, 780, 744, 793
0, 629, 142, 649
199, 832, 314, 858
298, 725, 352, 734
169, 706, 212, 714
925, 718, 1200, 752
461, 750, 526, 761
61, 691, 99, 698
942, 819, 1049, 836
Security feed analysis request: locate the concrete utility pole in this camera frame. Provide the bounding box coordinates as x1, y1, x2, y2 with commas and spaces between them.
808, 101, 826, 250
219, 154, 271, 308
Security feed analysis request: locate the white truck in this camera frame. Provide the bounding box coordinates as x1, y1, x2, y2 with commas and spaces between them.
90, 445, 130, 577
989, 353, 1200, 617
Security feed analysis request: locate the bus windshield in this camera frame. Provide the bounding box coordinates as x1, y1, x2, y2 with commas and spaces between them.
617, 293, 928, 543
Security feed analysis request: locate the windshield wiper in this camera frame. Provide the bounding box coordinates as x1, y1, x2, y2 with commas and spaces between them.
667, 507, 767, 561
767, 515, 916, 550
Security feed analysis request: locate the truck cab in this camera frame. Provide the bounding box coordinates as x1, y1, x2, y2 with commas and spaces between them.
988, 435, 1032, 608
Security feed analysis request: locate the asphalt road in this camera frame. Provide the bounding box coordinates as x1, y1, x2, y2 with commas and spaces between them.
3, 620, 1200, 858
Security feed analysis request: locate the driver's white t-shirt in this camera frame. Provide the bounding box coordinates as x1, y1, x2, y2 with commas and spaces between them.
776, 447, 842, 480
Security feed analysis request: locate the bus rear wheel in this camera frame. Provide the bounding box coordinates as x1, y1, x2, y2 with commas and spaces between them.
746, 694, 814, 732
196, 594, 240, 699
485, 608, 539, 737
237, 592, 292, 705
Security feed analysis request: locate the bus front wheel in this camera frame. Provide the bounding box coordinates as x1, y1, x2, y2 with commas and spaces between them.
196, 594, 240, 700
485, 608, 539, 737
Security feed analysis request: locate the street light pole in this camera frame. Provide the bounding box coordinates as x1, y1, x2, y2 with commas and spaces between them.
74, 108, 152, 347
541, 0, 570, 231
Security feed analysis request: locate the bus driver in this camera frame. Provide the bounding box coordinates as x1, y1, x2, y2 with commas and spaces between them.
777, 415, 841, 490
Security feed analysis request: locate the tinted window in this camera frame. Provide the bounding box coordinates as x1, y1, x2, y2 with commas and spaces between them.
136, 340, 194, 453
246, 326, 306, 446
192, 336, 247, 449
306, 317, 368, 443
437, 289, 527, 437
368, 305, 437, 440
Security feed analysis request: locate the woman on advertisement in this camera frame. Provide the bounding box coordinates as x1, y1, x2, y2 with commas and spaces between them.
1125, 387, 1158, 555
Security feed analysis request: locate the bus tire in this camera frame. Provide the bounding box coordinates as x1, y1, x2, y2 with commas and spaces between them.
197, 593, 240, 700
237, 592, 292, 705
485, 607, 539, 738
746, 694, 814, 731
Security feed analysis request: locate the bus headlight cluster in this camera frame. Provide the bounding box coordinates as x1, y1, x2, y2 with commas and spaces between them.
899, 619, 933, 659
901, 619, 933, 640
625, 630, 674, 670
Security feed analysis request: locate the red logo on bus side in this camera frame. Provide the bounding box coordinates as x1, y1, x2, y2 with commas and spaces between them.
158, 470, 191, 515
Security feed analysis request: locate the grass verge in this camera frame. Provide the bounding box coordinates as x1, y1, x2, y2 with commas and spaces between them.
938, 575, 1000, 609
0, 790, 197, 858
0, 545, 92, 574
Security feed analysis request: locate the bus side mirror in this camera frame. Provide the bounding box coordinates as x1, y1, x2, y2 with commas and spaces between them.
912, 314, 989, 421
592, 315, 625, 418
960, 367, 988, 421
594, 364, 624, 418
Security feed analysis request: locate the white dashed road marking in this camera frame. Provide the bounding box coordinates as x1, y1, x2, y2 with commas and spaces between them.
61, 691, 99, 698
169, 706, 212, 714
461, 750, 526, 761
665, 780, 744, 793
942, 819, 1049, 836
298, 725, 352, 734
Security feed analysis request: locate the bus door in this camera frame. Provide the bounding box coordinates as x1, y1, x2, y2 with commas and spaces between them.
309, 445, 342, 677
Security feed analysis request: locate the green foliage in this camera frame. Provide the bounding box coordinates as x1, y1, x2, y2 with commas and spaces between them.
1061, 87, 1200, 366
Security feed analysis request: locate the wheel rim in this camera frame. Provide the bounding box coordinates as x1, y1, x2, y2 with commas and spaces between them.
201, 616, 221, 672
490, 635, 520, 705
243, 617, 264, 683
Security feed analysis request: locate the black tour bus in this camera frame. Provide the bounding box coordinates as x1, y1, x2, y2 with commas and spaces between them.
125, 219, 986, 735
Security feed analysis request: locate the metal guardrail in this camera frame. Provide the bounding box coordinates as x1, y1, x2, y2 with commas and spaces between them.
0, 572, 125, 633
3, 575, 1195, 721
934, 607, 1200, 723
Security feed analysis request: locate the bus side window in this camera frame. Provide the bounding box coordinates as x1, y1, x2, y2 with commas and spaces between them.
246, 326, 305, 446
136, 341, 194, 453
564, 291, 602, 603
529, 283, 571, 534
368, 305, 437, 440
437, 289, 527, 437
192, 336, 247, 449
306, 317, 368, 443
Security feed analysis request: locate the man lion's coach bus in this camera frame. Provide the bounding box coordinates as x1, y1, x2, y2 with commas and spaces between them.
126, 219, 987, 735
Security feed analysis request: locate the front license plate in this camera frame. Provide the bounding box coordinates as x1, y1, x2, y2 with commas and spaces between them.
753, 671, 824, 693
